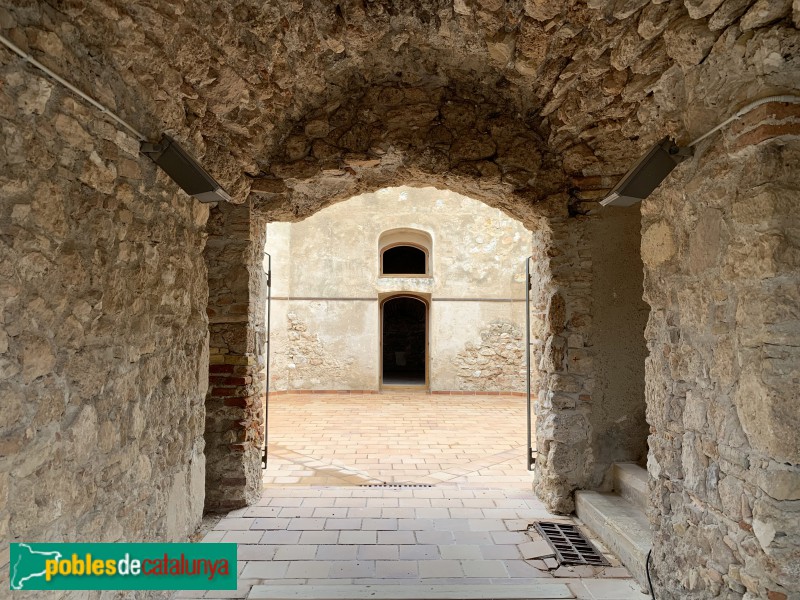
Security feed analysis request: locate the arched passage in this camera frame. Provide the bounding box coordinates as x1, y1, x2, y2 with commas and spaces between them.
207, 179, 654, 519
381, 295, 428, 388
5, 3, 798, 597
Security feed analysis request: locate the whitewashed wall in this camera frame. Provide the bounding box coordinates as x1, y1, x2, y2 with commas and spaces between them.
265, 186, 532, 392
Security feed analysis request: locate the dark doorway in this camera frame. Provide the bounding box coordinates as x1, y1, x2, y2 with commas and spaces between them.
382, 296, 427, 386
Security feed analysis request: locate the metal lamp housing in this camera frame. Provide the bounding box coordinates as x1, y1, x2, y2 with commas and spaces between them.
601, 137, 691, 207
141, 135, 231, 203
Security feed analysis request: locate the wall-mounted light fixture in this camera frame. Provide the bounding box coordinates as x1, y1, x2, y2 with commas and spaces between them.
601, 95, 800, 207
1, 34, 232, 204
140, 135, 231, 203
600, 137, 691, 207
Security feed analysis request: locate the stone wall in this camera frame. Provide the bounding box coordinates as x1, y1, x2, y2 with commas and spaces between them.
204, 200, 267, 511
452, 321, 525, 392
533, 198, 648, 512
0, 40, 208, 576
278, 310, 360, 390
532, 198, 595, 513
643, 124, 800, 599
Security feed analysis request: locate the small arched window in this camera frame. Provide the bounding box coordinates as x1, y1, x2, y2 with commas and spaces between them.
379, 228, 432, 277
383, 245, 426, 274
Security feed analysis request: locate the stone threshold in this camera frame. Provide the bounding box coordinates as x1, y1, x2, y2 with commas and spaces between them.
247, 584, 574, 599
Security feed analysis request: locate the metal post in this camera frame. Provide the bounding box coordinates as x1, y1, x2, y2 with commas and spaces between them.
525, 256, 535, 471
262, 252, 272, 470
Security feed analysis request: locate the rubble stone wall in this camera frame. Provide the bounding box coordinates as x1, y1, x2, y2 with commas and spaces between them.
0, 49, 209, 565
533, 199, 649, 513
452, 321, 526, 392
205, 201, 267, 511
274, 308, 366, 391
643, 130, 800, 598
533, 200, 595, 513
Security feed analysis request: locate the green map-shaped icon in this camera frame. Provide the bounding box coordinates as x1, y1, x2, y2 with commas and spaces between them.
10, 544, 62, 590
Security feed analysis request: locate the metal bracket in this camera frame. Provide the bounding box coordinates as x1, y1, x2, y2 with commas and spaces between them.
139, 141, 166, 155
667, 141, 694, 161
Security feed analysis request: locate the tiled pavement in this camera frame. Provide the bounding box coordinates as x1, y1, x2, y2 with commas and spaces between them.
263, 393, 533, 488
177, 393, 649, 599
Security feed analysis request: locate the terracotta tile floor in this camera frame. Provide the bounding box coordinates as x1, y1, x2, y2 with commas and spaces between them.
263, 392, 534, 487
178, 393, 649, 599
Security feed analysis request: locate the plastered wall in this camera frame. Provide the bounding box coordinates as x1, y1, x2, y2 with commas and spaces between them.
265, 186, 531, 392
588, 205, 650, 485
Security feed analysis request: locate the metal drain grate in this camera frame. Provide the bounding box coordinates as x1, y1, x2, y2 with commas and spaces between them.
533, 521, 609, 566
359, 483, 434, 488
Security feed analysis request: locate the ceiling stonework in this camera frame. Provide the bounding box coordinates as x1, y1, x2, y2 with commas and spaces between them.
6, 1, 798, 213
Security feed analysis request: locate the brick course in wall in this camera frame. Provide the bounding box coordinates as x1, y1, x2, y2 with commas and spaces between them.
204, 201, 268, 511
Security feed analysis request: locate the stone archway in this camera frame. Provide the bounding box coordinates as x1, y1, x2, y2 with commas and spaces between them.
3, 2, 798, 598
202, 167, 649, 520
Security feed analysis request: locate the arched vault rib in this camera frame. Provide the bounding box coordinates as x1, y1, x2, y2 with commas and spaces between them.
247, 84, 565, 223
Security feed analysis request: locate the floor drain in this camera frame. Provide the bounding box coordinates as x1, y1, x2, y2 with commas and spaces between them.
359, 483, 434, 488
533, 521, 609, 566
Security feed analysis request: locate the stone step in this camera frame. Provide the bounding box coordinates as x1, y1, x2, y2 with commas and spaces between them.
575, 490, 651, 590
247, 583, 574, 599
612, 463, 648, 511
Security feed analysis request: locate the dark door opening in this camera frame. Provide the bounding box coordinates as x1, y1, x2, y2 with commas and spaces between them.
382, 296, 427, 387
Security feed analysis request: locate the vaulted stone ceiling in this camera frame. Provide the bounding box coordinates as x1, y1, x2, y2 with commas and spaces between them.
12, 0, 798, 216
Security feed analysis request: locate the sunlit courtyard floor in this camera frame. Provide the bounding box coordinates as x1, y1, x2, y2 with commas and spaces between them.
179, 393, 648, 599
263, 392, 533, 488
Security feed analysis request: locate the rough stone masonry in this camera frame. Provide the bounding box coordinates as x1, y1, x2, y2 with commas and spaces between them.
0, 1, 798, 599
0, 45, 209, 554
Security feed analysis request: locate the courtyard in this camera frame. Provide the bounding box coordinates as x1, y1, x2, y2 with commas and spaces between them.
183, 394, 649, 599
262, 392, 531, 488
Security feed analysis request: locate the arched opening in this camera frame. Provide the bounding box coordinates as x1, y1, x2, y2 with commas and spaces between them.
381, 295, 428, 387
382, 245, 426, 275
261, 185, 536, 489
378, 228, 433, 277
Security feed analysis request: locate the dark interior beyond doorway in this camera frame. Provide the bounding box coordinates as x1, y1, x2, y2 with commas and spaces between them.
382, 245, 426, 274
382, 296, 426, 386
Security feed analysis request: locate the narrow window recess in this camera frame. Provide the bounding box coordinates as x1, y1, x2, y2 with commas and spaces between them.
378, 228, 432, 277
382, 245, 426, 274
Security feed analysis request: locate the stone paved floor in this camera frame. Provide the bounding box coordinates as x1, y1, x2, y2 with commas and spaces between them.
263, 392, 533, 488
178, 393, 649, 599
